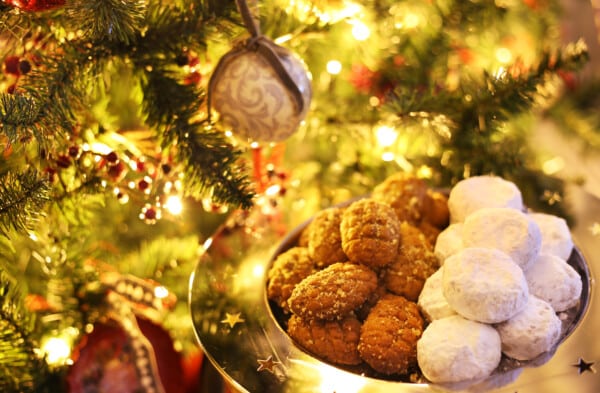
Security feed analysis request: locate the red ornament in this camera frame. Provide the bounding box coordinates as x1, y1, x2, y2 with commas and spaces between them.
4, 0, 65, 12
67, 318, 185, 393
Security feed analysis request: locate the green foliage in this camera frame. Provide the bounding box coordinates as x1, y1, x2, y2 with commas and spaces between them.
0, 169, 50, 237
0, 268, 52, 393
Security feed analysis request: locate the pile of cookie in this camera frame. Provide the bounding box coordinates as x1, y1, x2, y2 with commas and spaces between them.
417, 175, 582, 385
267, 172, 448, 377
266, 173, 583, 385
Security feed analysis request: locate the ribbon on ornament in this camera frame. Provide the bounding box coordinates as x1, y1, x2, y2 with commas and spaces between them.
207, 0, 306, 120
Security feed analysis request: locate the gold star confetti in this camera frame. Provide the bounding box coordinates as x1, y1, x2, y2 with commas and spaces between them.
590, 222, 600, 236
221, 312, 245, 328
257, 355, 281, 374
542, 190, 562, 205
573, 357, 595, 374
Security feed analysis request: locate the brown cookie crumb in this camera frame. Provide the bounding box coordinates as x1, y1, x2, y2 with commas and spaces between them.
288, 314, 362, 366
288, 262, 378, 320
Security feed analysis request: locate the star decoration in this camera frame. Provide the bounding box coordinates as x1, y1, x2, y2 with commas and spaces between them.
257, 355, 281, 374
573, 357, 595, 374
221, 312, 245, 328
590, 222, 600, 236
542, 190, 562, 205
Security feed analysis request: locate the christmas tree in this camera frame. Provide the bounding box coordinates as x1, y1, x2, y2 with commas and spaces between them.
1, 0, 598, 392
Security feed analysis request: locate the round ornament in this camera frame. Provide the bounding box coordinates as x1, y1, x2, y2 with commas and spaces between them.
209, 41, 312, 143
208, 0, 312, 143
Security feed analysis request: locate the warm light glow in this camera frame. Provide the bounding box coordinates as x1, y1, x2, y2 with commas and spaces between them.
252, 264, 265, 278
154, 285, 169, 299
317, 363, 367, 393
164, 195, 183, 215
495, 47, 512, 64
382, 151, 395, 161
351, 20, 370, 41
42, 337, 72, 366
396, 12, 420, 29
88, 142, 112, 155
542, 156, 565, 175
375, 125, 398, 147
326, 60, 342, 75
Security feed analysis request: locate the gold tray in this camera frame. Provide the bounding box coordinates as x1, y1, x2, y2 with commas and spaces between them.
189, 208, 592, 393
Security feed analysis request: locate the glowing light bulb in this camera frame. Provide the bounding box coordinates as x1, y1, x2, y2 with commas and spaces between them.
154, 285, 169, 299
495, 47, 512, 64
42, 337, 72, 366
351, 20, 370, 41
375, 125, 398, 147
326, 60, 342, 75
164, 195, 183, 215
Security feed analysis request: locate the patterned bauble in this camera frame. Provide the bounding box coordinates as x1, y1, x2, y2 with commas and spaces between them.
209, 38, 312, 143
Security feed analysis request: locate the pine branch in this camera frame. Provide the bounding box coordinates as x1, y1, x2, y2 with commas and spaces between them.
140, 70, 255, 208
0, 168, 50, 237
0, 268, 52, 393
65, 0, 146, 45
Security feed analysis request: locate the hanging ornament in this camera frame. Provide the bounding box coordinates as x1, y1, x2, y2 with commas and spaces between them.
208, 0, 312, 143
67, 271, 182, 393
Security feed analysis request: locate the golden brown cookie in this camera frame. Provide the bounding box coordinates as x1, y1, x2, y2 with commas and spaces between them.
422, 189, 450, 229
288, 262, 378, 320
340, 199, 400, 268
308, 207, 348, 267
371, 172, 428, 225
267, 247, 316, 312
358, 294, 424, 375
288, 314, 363, 366
384, 222, 438, 301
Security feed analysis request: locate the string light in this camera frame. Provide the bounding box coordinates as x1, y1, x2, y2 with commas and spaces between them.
326, 60, 342, 75
350, 20, 370, 41
164, 195, 183, 215
495, 47, 513, 64
41, 337, 72, 366
375, 125, 398, 147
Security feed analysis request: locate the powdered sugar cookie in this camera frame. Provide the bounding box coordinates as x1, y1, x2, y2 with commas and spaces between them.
417, 315, 502, 383
433, 223, 463, 264
529, 212, 574, 260
495, 296, 562, 361
462, 207, 542, 271
443, 247, 529, 323
448, 175, 523, 223
525, 253, 582, 312
418, 267, 457, 322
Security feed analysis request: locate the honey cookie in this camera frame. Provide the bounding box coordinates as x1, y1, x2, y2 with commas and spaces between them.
308, 207, 348, 267
371, 172, 429, 224
288, 314, 362, 366
340, 198, 401, 268
358, 294, 424, 375
267, 247, 316, 312
288, 262, 378, 320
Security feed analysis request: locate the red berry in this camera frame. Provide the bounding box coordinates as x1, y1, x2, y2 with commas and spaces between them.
4, 56, 20, 76
18, 60, 32, 75
144, 208, 157, 220
107, 161, 127, 181
106, 151, 119, 164
138, 179, 150, 191
68, 145, 81, 158
55, 155, 71, 168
